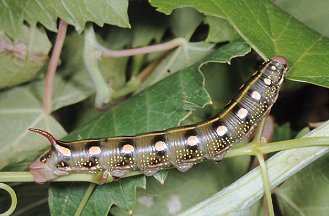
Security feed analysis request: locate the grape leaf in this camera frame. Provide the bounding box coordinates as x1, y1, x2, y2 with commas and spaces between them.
0, 25, 51, 89
0, 87, 66, 170
0, 0, 130, 40
149, 0, 329, 88
205, 16, 239, 43
275, 0, 329, 38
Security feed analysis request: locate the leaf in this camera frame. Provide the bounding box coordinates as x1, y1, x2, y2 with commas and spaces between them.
49, 176, 146, 216
275, 0, 329, 38
0, 0, 130, 40
205, 16, 239, 43
149, 0, 329, 88
0, 25, 51, 89
136, 42, 214, 93
169, 7, 204, 39
64, 56, 212, 141
0, 87, 66, 170
129, 1, 169, 47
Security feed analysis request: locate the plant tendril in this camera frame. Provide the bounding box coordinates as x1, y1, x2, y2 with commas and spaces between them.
0, 183, 17, 216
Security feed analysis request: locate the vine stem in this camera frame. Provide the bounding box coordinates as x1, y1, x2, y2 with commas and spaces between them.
43, 20, 68, 114
0, 183, 17, 215
74, 183, 96, 216
99, 38, 187, 57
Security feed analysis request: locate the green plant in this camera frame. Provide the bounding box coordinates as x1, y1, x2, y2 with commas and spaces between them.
0, 0, 328, 215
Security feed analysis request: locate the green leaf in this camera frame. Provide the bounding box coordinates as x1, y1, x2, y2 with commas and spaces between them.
0, 0, 130, 40
149, 0, 329, 88
64, 57, 211, 141
0, 26, 51, 89
0, 0, 23, 40
169, 7, 204, 39
205, 16, 239, 43
136, 42, 214, 93
275, 0, 329, 38
49, 176, 146, 215
0, 87, 66, 170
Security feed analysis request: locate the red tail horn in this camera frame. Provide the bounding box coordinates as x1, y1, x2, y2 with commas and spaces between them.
28, 128, 57, 145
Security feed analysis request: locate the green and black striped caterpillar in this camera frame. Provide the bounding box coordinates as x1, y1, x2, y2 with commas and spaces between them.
29, 56, 289, 184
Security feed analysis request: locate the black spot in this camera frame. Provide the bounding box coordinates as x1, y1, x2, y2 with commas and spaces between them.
118, 138, 135, 149
57, 161, 68, 168
83, 160, 95, 168
86, 141, 101, 149
152, 134, 166, 143
211, 119, 224, 131
183, 129, 198, 139
40, 153, 51, 163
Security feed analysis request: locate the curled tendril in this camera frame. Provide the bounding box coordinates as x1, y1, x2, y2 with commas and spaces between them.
0, 183, 17, 216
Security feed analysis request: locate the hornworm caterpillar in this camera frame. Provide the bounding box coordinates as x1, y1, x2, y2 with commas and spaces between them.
29, 56, 288, 184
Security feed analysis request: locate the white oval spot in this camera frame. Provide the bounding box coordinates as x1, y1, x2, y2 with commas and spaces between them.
264, 78, 271, 85
89, 146, 101, 155
216, 125, 228, 136
122, 144, 134, 154
251, 91, 261, 100
237, 108, 248, 119
186, 136, 200, 146
56, 145, 71, 157
154, 141, 167, 151
271, 65, 277, 70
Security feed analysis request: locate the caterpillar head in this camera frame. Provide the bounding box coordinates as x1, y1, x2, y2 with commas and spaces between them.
29, 128, 71, 184
267, 56, 289, 86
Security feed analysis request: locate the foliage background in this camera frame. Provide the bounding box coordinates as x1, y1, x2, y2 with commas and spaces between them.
0, 0, 328, 215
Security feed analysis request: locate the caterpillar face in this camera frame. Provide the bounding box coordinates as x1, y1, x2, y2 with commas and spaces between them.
28, 56, 289, 184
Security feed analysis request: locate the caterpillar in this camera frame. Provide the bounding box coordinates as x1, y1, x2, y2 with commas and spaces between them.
29, 56, 288, 184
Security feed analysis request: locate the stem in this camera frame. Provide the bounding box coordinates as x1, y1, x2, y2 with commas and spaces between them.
100, 38, 187, 57
74, 183, 96, 216
226, 137, 329, 158
83, 25, 111, 109
43, 20, 68, 114
0, 183, 17, 215
255, 152, 274, 216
